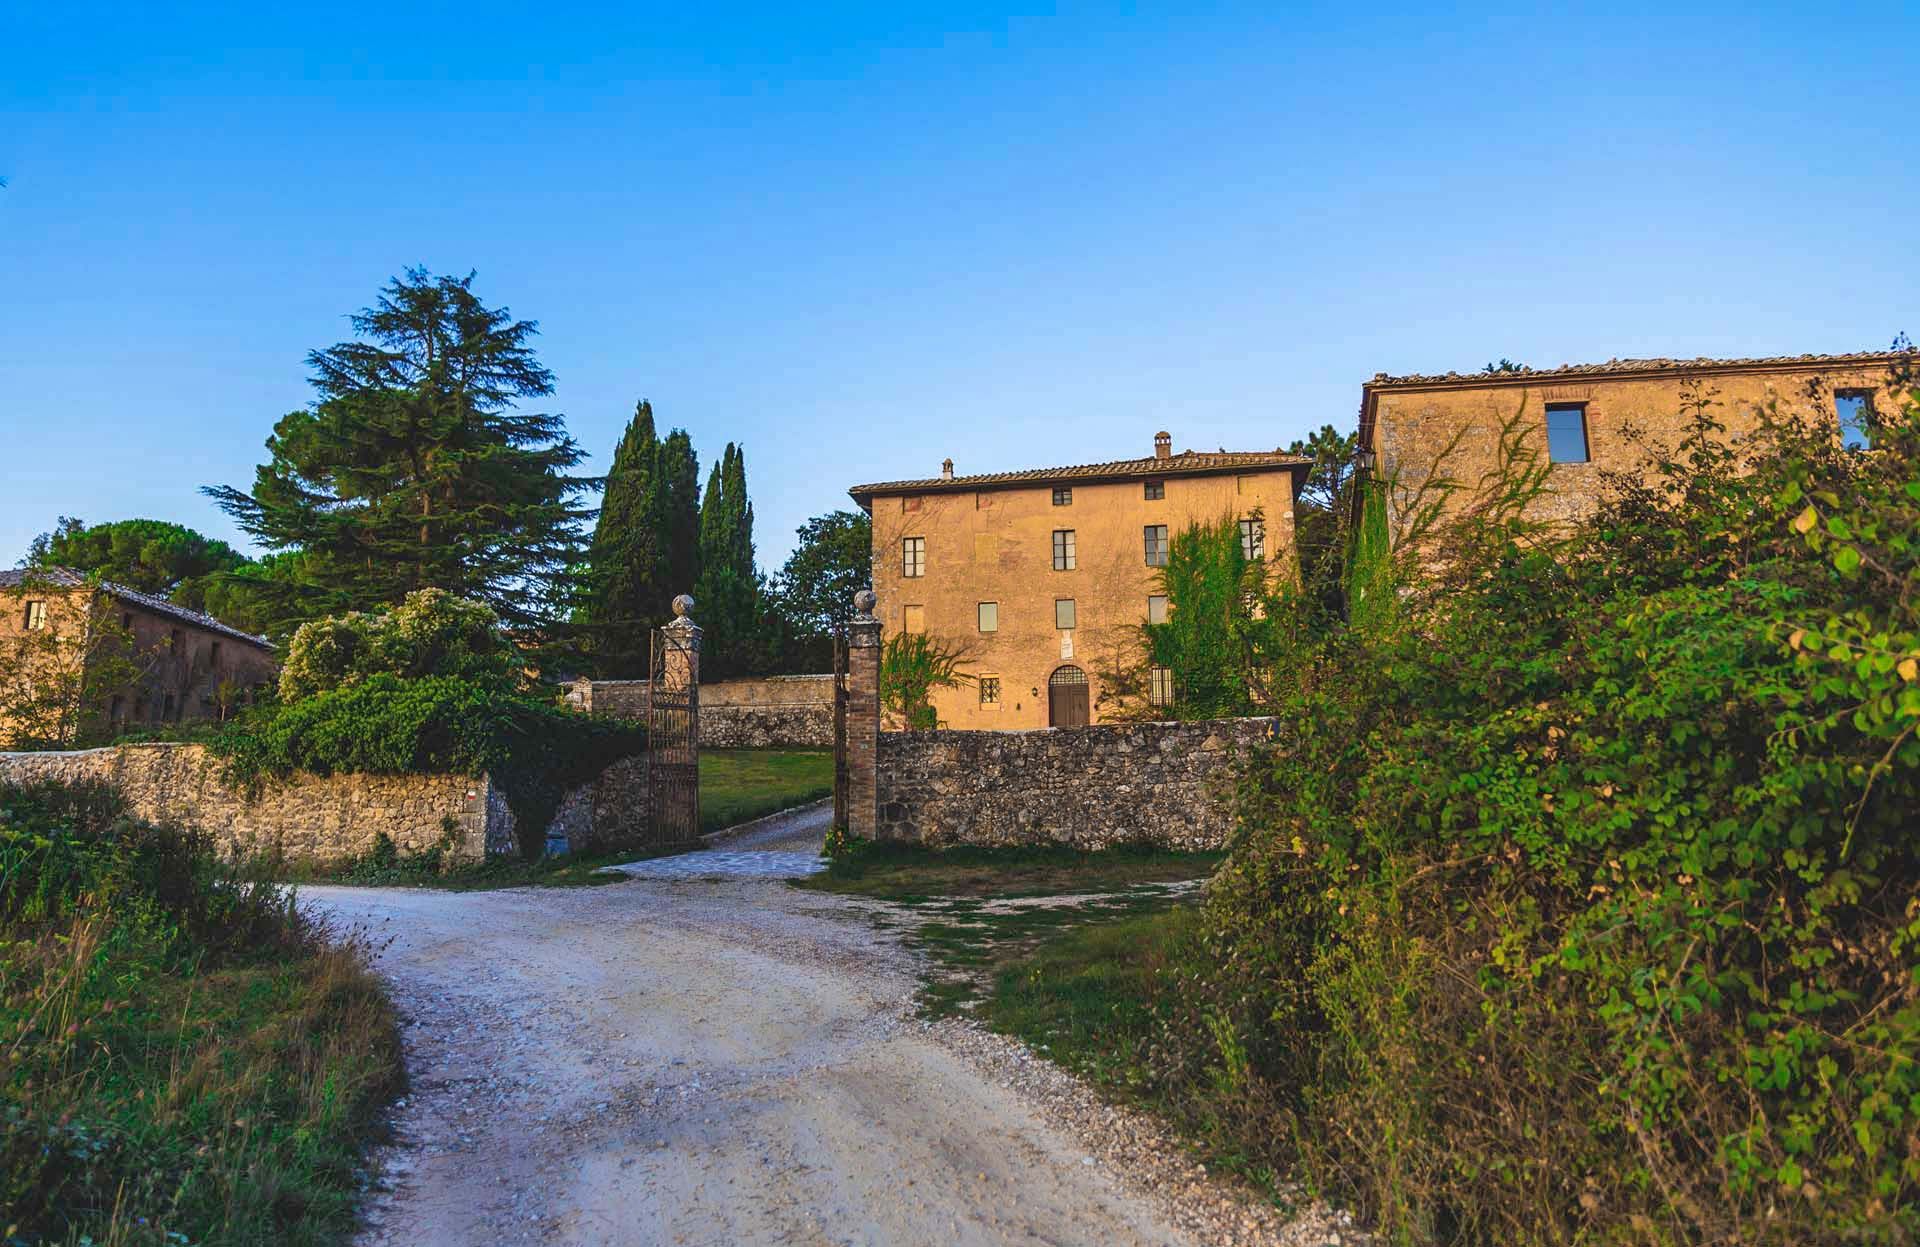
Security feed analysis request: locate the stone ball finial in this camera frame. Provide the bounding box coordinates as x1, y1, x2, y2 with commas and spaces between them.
853, 588, 877, 614
672, 593, 695, 618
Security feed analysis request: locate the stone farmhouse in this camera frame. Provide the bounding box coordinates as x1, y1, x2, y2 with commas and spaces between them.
0, 566, 277, 746
1356, 350, 1912, 543
850, 433, 1311, 730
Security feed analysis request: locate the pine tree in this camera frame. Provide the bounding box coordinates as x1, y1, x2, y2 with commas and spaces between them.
578, 401, 665, 676
205, 268, 591, 638
695, 443, 761, 678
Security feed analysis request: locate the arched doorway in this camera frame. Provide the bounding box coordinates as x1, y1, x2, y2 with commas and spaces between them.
1048, 665, 1090, 728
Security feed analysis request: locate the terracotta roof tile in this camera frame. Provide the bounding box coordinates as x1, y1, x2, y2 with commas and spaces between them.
849, 449, 1310, 501
1366, 349, 1912, 389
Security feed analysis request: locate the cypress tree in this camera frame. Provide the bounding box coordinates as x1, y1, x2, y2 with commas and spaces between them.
579, 401, 665, 676
655, 429, 702, 609
205, 268, 591, 637
695, 443, 760, 678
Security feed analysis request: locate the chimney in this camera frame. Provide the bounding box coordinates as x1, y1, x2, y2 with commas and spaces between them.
1153, 431, 1171, 460
941, 457, 954, 480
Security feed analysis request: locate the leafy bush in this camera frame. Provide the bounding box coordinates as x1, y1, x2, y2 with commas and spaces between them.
1153, 374, 1920, 1244
0, 780, 400, 1246
277, 587, 518, 701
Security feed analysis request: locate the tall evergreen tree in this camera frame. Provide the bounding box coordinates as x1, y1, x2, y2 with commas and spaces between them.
205, 268, 592, 638
578, 401, 665, 676
695, 443, 760, 677
655, 429, 702, 608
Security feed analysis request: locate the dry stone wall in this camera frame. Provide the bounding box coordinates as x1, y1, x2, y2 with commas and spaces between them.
0, 742, 658, 865
873, 717, 1275, 850
568, 675, 834, 749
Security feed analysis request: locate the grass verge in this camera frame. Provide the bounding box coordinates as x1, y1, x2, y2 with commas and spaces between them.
797, 839, 1222, 901
2, 779, 402, 1247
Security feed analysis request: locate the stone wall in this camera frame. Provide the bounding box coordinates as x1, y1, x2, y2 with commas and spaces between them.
567, 675, 834, 749
0, 742, 660, 865
873, 716, 1275, 850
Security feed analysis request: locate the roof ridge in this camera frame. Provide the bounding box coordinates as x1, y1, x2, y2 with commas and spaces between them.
850, 448, 1311, 497
1, 565, 273, 648
1367, 348, 1913, 389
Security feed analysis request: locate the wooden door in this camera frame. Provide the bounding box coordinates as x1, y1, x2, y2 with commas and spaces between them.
1048, 666, 1090, 727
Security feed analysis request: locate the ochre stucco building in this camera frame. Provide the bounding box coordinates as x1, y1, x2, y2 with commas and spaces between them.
851, 433, 1309, 730
1, 566, 277, 747
1357, 350, 1912, 543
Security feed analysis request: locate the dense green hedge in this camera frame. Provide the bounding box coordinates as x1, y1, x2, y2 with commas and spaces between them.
1170, 381, 1920, 1244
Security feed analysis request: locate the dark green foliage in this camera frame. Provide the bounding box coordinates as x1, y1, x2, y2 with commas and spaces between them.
656, 429, 702, 618
0, 780, 400, 1246
1284, 425, 1359, 621
26, 517, 265, 630
1161, 374, 1920, 1243
765, 509, 872, 672
206, 268, 592, 640
579, 400, 668, 676
696, 442, 762, 679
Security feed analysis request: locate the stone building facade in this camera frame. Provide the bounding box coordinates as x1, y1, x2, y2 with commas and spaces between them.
0, 566, 277, 746
850, 434, 1310, 730
1356, 351, 1912, 543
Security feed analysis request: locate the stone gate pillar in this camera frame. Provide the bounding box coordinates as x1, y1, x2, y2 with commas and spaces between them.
845, 588, 881, 839
648, 593, 702, 844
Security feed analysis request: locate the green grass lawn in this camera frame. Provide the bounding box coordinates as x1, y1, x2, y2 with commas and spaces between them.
698, 747, 833, 833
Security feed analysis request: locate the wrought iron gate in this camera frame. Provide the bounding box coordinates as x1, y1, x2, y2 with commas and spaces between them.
647, 619, 700, 843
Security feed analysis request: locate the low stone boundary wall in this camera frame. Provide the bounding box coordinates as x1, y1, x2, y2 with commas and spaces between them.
568, 674, 834, 749
873, 717, 1276, 850
0, 742, 656, 865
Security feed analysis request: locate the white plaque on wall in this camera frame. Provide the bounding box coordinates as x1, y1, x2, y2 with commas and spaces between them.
1060, 633, 1074, 659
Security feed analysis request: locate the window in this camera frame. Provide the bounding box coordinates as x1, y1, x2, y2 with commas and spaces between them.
1144, 479, 1165, 501
903, 605, 926, 635
902, 536, 925, 578
979, 676, 1001, 706
1239, 518, 1265, 561
1147, 594, 1169, 625
22, 600, 47, 631
1144, 524, 1169, 567
169, 627, 183, 654
109, 695, 125, 724
120, 611, 133, 631
209, 641, 222, 666
162, 694, 177, 723
1149, 666, 1175, 707
977, 602, 998, 633
1052, 529, 1076, 571
1545, 403, 1590, 463
1836, 391, 1873, 451
1055, 598, 1077, 630
134, 695, 149, 722
1052, 486, 1073, 506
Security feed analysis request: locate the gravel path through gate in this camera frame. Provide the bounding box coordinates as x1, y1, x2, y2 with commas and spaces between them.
303, 803, 1356, 1247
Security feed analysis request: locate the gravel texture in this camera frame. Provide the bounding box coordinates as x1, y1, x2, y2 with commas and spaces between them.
302, 818, 1361, 1247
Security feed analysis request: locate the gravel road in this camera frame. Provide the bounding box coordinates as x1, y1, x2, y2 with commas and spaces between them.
303, 806, 1355, 1247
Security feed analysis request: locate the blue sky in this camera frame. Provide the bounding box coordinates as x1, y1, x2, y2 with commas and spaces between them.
2, 2, 1913, 571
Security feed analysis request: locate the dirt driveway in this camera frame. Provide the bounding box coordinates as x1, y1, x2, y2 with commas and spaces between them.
301, 811, 1203, 1247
